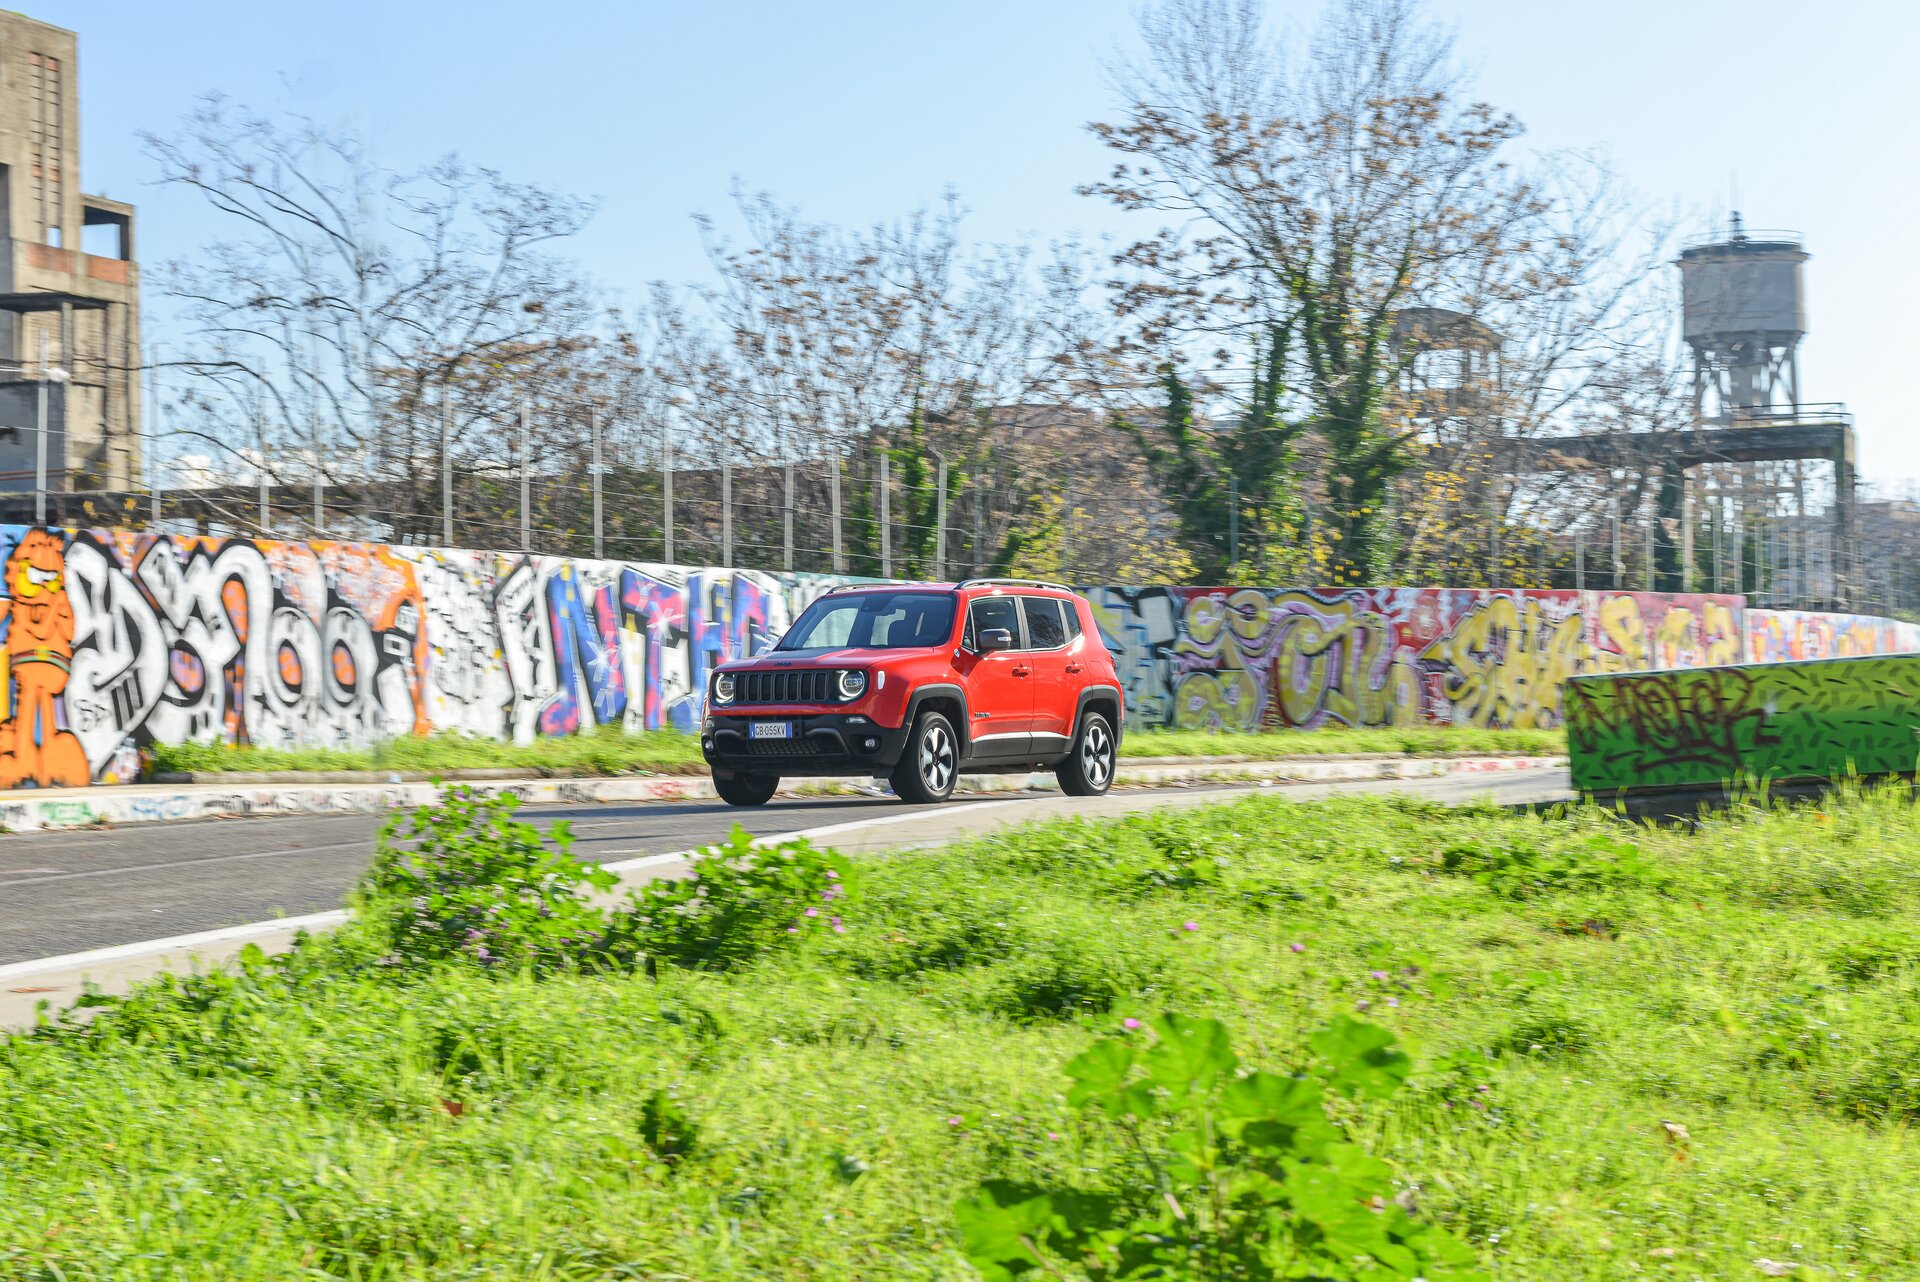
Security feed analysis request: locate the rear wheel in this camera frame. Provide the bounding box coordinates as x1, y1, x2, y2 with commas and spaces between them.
1056, 712, 1115, 797
890, 710, 959, 804
713, 770, 779, 807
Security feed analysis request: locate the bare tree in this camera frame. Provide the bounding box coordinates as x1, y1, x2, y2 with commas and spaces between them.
146, 97, 603, 544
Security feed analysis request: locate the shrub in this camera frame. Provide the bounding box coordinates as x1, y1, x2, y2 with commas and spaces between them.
356, 786, 626, 972
622, 825, 854, 971
1435, 834, 1667, 901
955, 1013, 1483, 1281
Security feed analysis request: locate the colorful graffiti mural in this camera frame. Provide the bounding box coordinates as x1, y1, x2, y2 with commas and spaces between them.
1566, 654, 1920, 794
1743, 609, 1920, 664
0, 523, 1915, 788
1082, 587, 1753, 733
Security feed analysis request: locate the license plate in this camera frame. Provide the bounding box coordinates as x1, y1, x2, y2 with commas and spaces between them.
751, 721, 793, 740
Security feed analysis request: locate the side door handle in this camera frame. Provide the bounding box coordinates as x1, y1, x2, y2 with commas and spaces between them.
1012, 665, 1031, 677
1064, 662, 1083, 674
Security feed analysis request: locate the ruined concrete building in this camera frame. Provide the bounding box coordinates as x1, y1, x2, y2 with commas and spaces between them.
0, 11, 142, 493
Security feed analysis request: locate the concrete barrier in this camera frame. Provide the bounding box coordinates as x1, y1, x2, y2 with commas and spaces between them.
1566, 653, 1920, 797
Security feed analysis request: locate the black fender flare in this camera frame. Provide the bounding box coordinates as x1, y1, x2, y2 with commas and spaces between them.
1072, 684, 1125, 748
903, 683, 972, 752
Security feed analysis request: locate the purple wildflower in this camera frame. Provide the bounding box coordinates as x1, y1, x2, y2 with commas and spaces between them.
1289, 942, 1306, 953
1370, 970, 1389, 981
1183, 921, 1200, 932
1355, 999, 1371, 1012
1123, 1018, 1143, 1031
805, 907, 819, 918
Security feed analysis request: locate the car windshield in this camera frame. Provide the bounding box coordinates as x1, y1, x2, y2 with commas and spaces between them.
776, 591, 957, 651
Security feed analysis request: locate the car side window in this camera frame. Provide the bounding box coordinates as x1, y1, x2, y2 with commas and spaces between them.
1064, 602, 1082, 640
968, 596, 1021, 648
1021, 597, 1067, 650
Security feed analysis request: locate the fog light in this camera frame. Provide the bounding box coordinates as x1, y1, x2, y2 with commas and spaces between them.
863, 737, 879, 750
702, 738, 714, 751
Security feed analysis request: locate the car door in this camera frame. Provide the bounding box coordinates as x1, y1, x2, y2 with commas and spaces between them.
957, 594, 1032, 760
1019, 595, 1074, 753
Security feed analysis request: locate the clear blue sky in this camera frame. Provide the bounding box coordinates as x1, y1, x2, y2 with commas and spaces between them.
27, 0, 1920, 487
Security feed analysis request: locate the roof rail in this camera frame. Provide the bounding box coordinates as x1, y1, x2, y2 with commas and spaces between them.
954, 577, 1075, 594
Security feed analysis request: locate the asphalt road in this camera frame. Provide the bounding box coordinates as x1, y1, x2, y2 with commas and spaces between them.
0, 768, 1571, 967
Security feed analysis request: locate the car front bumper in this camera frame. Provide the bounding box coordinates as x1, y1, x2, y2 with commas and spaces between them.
702, 711, 910, 776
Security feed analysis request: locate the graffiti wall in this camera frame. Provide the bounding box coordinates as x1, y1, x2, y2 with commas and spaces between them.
1083, 587, 1752, 733
0, 527, 845, 788
0, 522, 1913, 789
1743, 609, 1920, 664
1565, 654, 1920, 794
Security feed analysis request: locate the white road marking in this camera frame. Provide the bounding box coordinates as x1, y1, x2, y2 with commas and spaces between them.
0, 840, 374, 887
0, 910, 349, 983
1, 798, 1039, 978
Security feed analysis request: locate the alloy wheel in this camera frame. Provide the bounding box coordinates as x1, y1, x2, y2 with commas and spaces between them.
920, 722, 956, 793
1081, 721, 1112, 789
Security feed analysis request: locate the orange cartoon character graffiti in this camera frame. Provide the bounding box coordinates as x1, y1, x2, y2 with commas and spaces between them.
0, 530, 90, 787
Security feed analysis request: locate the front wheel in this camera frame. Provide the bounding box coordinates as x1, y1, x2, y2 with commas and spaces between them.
713, 770, 779, 807
1056, 712, 1116, 797
890, 711, 959, 804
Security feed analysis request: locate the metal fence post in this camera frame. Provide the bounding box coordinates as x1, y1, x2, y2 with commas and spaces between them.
441, 395, 453, 547
933, 453, 947, 581
878, 450, 892, 579
147, 342, 162, 530
1574, 529, 1585, 591
721, 459, 733, 566
1610, 495, 1622, 589
518, 400, 531, 552
257, 396, 271, 537
1062, 483, 1073, 579
34, 333, 49, 526
783, 463, 794, 571
662, 426, 675, 564
590, 410, 603, 560
830, 457, 843, 573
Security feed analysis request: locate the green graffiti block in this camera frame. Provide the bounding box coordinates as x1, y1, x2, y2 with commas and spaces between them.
1566, 654, 1920, 794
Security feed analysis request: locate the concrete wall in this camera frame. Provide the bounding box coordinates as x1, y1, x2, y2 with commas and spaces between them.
1567, 654, 1920, 795
0, 524, 1913, 788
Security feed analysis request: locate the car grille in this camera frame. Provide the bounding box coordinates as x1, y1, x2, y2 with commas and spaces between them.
746, 736, 828, 758
737, 669, 836, 705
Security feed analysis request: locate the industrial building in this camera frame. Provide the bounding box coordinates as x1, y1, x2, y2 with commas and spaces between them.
0, 10, 142, 495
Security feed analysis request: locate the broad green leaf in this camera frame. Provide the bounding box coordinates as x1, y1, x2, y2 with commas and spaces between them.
1220, 1071, 1337, 1155
1065, 1038, 1135, 1108
953, 1182, 1054, 1281
1310, 1016, 1414, 1101
1145, 1013, 1238, 1096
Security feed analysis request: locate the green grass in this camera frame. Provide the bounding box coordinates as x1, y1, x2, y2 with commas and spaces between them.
7, 785, 1920, 1277
146, 723, 1565, 777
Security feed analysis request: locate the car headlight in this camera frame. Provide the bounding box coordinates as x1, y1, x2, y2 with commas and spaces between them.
713, 672, 736, 705
836, 669, 867, 701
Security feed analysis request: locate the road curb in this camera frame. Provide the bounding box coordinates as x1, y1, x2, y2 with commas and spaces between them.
0, 755, 1567, 834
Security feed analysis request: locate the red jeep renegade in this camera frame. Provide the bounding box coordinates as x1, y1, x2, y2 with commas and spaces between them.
701, 579, 1125, 806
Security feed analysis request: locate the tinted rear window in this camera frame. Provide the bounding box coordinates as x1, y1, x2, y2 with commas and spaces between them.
1022, 597, 1067, 649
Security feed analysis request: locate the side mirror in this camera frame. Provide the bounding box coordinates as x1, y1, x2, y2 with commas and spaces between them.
978, 628, 1015, 653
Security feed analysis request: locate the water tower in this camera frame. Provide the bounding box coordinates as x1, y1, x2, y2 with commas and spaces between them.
1677, 215, 1808, 422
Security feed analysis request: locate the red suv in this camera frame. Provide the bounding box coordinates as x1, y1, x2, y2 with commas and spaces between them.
701, 579, 1124, 806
